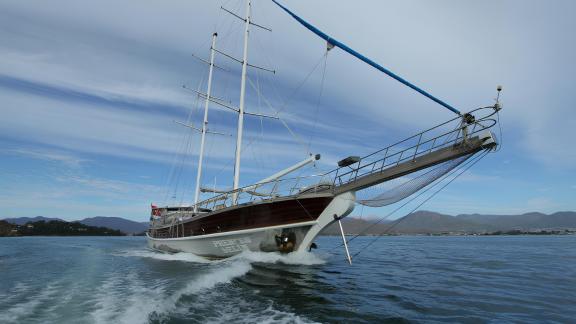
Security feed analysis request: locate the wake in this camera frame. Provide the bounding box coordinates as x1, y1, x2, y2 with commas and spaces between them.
116, 247, 327, 266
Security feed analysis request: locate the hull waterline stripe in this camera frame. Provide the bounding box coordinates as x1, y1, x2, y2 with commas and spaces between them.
147, 220, 318, 241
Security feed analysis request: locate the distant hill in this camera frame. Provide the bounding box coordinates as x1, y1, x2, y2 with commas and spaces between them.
320, 217, 390, 235
13, 220, 124, 236
77, 217, 148, 234
387, 211, 489, 234
3, 216, 64, 225
4, 211, 575, 236
322, 211, 576, 235
3, 216, 148, 235
456, 211, 576, 230
0, 220, 17, 236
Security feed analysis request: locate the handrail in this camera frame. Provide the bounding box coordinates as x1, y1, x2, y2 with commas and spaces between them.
324, 106, 498, 188
345, 106, 496, 165
153, 105, 499, 220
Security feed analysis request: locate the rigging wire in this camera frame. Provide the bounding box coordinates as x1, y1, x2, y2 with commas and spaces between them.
249, 13, 328, 115
198, 33, 327, 189
494, 109, 503, 153
204, 43, 332, 186
246, 76, 309, 153
271, 0, 461, 116
206, 60, 330, 188
207, 121, 273, 190
350, 159, 471, 242
172, 108, 199, 204
162, 72, 206, 204
196, 124, 219, 202
271, 53, 331, 115
307, 51, 329, 154
161, 1, 333, 204
252, 70, 267, 179
198, 8, 245, 194
350, 149, 491, 260
179, 91, 208, 206
330, 148, 487, 253
248, 39, 333, 152
180, 5, 249, 201
162, 5, 246, 205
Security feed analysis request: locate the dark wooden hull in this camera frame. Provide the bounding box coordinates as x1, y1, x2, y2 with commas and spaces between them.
149, 195, 333, 239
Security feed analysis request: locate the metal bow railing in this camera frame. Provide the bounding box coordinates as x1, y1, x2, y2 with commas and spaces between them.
157, 106, 499, 220
325, 106, 498, 189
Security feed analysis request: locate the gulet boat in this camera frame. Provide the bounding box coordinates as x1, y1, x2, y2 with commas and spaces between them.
147, 1, 501, 261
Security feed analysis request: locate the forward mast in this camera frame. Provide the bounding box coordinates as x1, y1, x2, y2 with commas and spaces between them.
232, 0, 251, 203
193, 33, 218, 212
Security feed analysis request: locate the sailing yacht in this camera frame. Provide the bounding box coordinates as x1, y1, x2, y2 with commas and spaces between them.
147, 0, 501, 260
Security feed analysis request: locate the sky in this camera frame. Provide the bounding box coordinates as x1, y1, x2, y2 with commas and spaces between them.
0, 0, 575, 222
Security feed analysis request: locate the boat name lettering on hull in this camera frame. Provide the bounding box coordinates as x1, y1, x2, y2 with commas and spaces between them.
212, 237, 252, 253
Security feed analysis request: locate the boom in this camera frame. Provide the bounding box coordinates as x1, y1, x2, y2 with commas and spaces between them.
271, 0, 461, 115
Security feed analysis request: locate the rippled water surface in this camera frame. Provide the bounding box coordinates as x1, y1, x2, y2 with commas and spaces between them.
0, 235, 575, 323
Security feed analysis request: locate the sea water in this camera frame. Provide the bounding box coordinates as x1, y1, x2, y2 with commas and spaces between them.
0, 235, 574, 323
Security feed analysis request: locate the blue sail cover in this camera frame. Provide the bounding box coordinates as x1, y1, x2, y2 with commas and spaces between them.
271, 0, 461, 115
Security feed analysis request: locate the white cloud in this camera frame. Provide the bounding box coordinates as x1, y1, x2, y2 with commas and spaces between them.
1, 0, 575, 218
0, 159, 164, 220
2, 0, 573, 169
7, 148, 87, 168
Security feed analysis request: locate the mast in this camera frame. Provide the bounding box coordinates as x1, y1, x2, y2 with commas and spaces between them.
194, 32, 218, 213
232, 0, 251, 203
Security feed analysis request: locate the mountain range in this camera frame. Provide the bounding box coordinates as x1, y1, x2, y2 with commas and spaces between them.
3, 211, 576, 235
321, 211, 576, 235
3, 216, 148, 234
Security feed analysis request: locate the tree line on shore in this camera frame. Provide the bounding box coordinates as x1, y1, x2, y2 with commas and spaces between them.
0, 219, 125, 236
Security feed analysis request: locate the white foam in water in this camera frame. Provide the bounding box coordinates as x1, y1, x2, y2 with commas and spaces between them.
170, 280, 319, 324
113, 248, 212, 263
0, 282, 30, 308
0, 282, 60, 323
145, 260, 252, 322
0, 248, 323, 323
90, 271, 170, 324
90, 275, 127, 323
202, 304, 320, 324
230, 249, 327, 266
89, 258, 253, 323
115, 276, 168, 324
101, 247, 324, 322
116, 247, 326, 266
169, 259, 252, 303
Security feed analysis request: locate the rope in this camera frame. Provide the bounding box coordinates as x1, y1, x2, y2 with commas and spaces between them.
244, 51, 332, 156
356, 153, 468, 207
329, 149, 484, 252
272, 0, 461, 115
307, 51, 329, 154
350, 149, 490, 259
493, 109, 503, 153
162, 72, 206, 204
274, 52, 332, 114
204, 51, 331, 185
246, 76, 309, 153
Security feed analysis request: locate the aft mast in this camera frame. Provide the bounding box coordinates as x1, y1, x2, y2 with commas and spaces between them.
232, 0, 251, 203
193, 33, 218, 212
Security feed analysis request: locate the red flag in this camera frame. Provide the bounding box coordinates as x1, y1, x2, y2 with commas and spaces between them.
151, 204, 159, 217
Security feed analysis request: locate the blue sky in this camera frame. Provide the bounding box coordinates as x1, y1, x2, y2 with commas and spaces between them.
0, 0, 575, 222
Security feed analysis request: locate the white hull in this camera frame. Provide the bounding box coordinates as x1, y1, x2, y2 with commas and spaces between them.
147, 192, 355, 258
